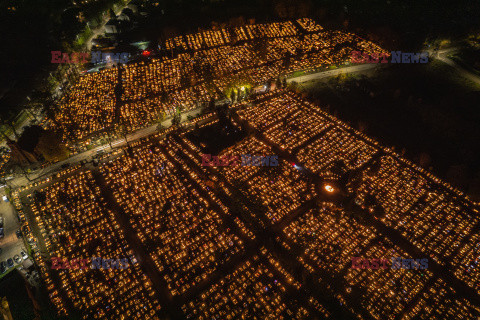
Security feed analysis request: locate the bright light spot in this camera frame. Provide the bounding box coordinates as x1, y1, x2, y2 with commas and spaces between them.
2, 196, 7, 201
324, 184, 335, 193
240, 86, 245, 91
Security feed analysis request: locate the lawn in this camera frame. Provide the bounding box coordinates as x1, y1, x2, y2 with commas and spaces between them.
298, 60, 480, 199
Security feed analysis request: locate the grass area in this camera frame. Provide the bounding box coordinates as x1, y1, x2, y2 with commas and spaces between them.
298, 61, 480, 198
74, 26, 94, 50
0, 271, 36, 319
0, 109, 32, 143
0, 270, 68, 319
0, 265, 17, 281
448, 54, 480, 77
290, 70, 306, 78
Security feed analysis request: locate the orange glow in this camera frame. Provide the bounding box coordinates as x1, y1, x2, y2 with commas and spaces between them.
324, 184, 335, 193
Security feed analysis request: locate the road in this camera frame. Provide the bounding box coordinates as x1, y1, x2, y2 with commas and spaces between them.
0, 196, 25, 276
432, 47, 480, 86
85, 1, 130, 51
286, 63, 380, 83
4, 107, 202, 189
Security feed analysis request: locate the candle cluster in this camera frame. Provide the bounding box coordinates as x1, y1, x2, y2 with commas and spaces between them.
18, 89, 480, 319
52, 18, 387, 141
27, 171, 161, 319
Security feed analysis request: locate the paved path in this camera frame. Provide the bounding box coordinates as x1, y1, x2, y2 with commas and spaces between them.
286, 63, 379, 83
0, 198, 24, 265
85, 1, 130, 51
287, 47, 480, 87
432, 47, 480, 86
4, 107, 202, 189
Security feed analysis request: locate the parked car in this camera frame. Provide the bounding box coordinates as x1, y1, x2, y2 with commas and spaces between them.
20, 251, 28, 260
0, 215, 3, 228
13, 255, 21, 264
0, 228, 4, 239
15, 229, 22, 239
0, 261, 6, 273
6, 258, 14, 268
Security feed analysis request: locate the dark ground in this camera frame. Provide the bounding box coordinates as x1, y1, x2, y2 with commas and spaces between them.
0, 270, 35, 319
298, 60, 480, 200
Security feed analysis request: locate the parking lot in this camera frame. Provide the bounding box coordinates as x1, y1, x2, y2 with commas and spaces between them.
0, 192, 26, 276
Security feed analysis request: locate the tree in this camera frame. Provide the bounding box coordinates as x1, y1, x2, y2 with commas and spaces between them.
276, 77, 282, 89
98, 110, 115, 149
207, 97, 215, 112
118, 117, 132, 147
158, 111, 166, 123
0, 114, 19, 140
171, 114, 181, 126
17, 125, 43, 154
283, 51, 292, 70
17, 163, 32, 182
230, 90, 236, 103
201, 62, 214, 84
288, 81, 298, 91
35, 130, 70, 162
